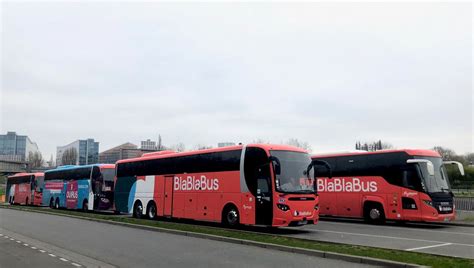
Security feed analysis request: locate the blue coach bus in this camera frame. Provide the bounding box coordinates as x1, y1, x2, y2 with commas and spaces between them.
42, 164, 115, 211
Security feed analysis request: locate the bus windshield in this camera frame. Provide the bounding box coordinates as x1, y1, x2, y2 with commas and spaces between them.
270, 150, 314, 194
415, 156, 451, 193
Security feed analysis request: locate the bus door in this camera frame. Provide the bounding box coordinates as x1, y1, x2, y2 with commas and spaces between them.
163, 176, 174, 216
255, 164, 273, 225
400, 167, 422, 220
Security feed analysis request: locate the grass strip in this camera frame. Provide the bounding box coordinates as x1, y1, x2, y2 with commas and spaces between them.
2, 205, 473, 268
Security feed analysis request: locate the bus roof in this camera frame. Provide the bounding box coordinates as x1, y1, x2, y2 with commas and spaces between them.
312, 149, 441, 158
45, 164, 115, 174
8, 172, 44, 179
117, 144, 307, 164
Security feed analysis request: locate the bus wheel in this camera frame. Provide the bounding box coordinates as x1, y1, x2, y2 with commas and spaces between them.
364, 203, 385, 224
49, 198, 54, 208
55, 198, 60, 209
222, 205, 240, 227
82, 200, 88, 212
133, 201, 143, 219
147, 202, 157, 220
25, 198, 29, 206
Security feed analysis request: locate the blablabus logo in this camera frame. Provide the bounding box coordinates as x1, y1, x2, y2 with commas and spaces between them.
66, 181, 79, 208
174, 175, 219, 191
317, 178, 377, 192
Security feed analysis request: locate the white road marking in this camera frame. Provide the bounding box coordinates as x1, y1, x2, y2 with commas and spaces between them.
319, 220, 474, 236
71, 263, 82, 267
59, 258, 69, 262
16, 240, 21, 243
31, 246, 37, 249
39, 250, 46, 253
4, 236, 9, 238
10, 238, 14, 241
0, 234, 3, 236
48, 253, 56, 257
315, 229, 474, 247
406, 243, 453, 251
23, 243, 29, 246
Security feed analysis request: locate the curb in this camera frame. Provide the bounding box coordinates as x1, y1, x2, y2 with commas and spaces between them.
1, 205, 427, 268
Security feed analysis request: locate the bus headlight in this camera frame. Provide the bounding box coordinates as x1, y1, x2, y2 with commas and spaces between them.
422, 200, 433, 207
277, 204, 290, 211
314, 205, 319, 210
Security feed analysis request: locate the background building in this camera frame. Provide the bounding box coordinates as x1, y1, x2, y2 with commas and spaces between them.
56, 138, 99, 166
218, 142, 236, 148
99, 142, 139, 164
0, 131, 40, 161
141, 139, 157, 150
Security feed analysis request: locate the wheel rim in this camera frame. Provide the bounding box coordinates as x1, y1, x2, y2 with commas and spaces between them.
55, 201, 59, 209
135, 204, 143, 217
149, 205, 156, 218
84, 202, 88, 211
227, 209, 238, 225
369, 208, 380, 220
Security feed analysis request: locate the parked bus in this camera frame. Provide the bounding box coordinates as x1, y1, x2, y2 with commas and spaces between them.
115, 144, 330, 227
42, 164, 115, 211
312, 149, 464, 223
6, 173, 44, 206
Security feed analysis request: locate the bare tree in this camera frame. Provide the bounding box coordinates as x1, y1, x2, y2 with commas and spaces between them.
61, 147, 78, 165
286, 138, 312, 152
252, 138, 271, 144
27, 152, 44, 168
169, 143, 186, 152
432, 146, 456, 160
356, 140, 393, 151
194, 144, 213, 150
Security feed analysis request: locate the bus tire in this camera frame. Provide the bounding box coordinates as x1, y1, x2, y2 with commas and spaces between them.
82, 200, 88, 212
49, 198, 54, 208
11, 197, 14, 205
133, 200, 143, 219
55, 198, 60, 209
222, 204, 240, 227
25, 197, 29, 206
147, 201, 157, 220
364, 202, 385, 224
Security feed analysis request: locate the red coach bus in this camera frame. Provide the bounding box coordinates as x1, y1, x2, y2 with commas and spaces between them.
6, 173, 44, 206
115, 144, 330, 227
312, 150, 464, 223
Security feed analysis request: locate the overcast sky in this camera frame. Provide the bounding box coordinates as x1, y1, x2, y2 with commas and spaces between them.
1, 2, 472, 159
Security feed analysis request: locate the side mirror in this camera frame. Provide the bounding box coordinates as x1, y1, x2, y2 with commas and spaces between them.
310, 159, 332, 179
269, 156, 281, 175
407, 159, 434, 176
443, 161, 465, 176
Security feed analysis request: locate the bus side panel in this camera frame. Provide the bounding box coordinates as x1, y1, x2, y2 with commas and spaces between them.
42, 181, 64, 207
16, 183, 31, 205
137, 176, 155, 216
114, 176, 137, 213
154, 176, 165, 217
240, 192, 256, 225
7, 184, 15, 203
77, 180, 90, 210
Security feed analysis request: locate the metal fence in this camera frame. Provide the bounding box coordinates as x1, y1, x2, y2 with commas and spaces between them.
454, 197, 474, 211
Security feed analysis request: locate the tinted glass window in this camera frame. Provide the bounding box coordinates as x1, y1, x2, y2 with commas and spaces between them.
244, 147, 270, 195
7, 175, 32, 184
117, 150, 242, 177
45, 167, 92, 181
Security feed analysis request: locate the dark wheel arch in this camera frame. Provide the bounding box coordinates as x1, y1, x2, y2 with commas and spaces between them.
363, 201, 385, 224
146, 200, 157, 220
133, 200, 144, 219
222, 203, 240, 227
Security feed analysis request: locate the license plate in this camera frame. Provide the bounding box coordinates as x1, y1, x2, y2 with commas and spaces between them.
444, 217, 450, 222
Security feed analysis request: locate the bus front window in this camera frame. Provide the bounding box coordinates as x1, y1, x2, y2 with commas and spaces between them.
416, 156, 451, 194
270, 151, 314, 194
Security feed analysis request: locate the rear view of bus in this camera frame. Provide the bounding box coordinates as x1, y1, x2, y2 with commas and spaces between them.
6, 173, 44, 206
313, 150, 464, 223
114, 144, 328, 227
42, 164, 115, 211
